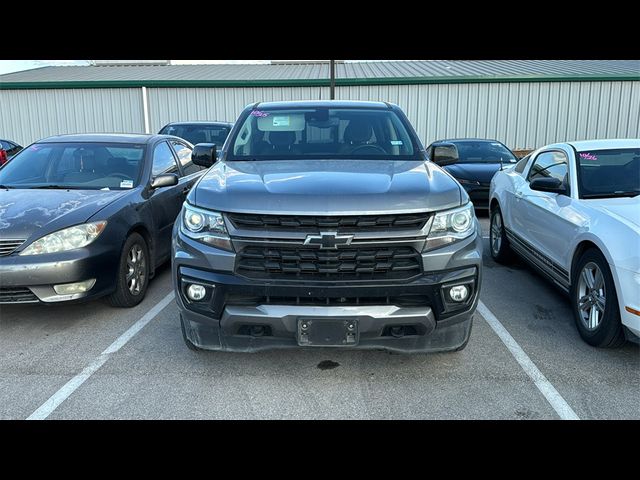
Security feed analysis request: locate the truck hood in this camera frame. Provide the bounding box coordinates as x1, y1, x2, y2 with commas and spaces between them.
585, 197, 640, 232
0, 189, 126, 240
192, 160, 463, 215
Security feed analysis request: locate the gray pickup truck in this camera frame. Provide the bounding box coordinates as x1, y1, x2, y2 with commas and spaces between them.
171, 100, 482, 353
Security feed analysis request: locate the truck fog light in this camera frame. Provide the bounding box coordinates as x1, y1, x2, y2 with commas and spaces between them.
187, 284, 207, 301
54, 278, 96, 295
449, 285, 469, 302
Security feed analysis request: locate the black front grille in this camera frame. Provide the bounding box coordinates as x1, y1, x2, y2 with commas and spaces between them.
226, 293, 431, 307
237, 246, 422, 281
227, 213, 430, 232
0, 287, 39, 304
0, 239, 25, 256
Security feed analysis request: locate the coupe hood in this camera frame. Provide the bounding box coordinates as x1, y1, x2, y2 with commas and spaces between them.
586, 197, 640, 231
0, 189, 126, 240
444, 162, 511, 184
193, 160, 463, 215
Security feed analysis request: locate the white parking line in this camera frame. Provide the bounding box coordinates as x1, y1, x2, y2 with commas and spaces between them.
477, 301, 580, 420
26, 292, 175, 420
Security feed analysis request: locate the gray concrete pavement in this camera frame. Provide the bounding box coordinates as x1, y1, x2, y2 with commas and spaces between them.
1, 212, 638, 419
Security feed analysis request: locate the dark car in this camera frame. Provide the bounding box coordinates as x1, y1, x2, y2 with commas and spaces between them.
0, 133, 206, 307
426, 139, 518, 209
0, 139, 23, 166
158, 121, 233, 149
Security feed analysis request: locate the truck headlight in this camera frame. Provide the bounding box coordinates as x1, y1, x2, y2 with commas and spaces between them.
20, 221, 107, 256
424, 203, 475, 251
181, 203, 232, 251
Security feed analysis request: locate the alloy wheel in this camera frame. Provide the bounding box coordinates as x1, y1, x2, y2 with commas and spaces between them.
126, 244, 146, 295
577, 261, 606, 331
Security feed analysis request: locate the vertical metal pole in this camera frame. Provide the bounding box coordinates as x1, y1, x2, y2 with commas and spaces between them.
330, 60, 335, 100
141, 86, 150, 134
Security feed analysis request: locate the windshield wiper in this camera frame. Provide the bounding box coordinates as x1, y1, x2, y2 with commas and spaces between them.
28, 185, 81, 190
583, 190, 640, 199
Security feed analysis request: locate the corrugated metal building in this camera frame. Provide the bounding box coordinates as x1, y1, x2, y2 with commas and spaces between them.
1, 60, 639, 149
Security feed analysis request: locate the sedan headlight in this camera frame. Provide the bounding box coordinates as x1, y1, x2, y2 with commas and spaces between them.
424, 203, 475, 251
181, 203, 232, 251
20, 221, 107, 256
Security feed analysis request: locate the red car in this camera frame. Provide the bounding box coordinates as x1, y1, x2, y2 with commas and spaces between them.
0, 139, 23, 166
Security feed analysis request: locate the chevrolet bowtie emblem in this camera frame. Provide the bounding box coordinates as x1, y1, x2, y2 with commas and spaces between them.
303, 232, 354, 250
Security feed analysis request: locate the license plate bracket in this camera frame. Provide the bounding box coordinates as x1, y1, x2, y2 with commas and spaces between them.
297, 318, 358, 347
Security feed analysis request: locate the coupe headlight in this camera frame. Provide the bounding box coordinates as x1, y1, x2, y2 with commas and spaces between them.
424, 203, 475, 251
181, 203, 232, 251
20, 221, 107, 256
457, 178, 480, 186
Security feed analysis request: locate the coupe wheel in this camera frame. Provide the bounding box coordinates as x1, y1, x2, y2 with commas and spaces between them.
571, 248, 625, 347
489, 206, 514, 264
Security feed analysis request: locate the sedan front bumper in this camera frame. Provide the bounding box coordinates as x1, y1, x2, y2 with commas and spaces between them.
0, 244, 119, 303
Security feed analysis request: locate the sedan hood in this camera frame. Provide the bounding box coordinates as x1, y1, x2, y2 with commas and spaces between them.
444, 162, 513, 184
193, 160, 462, 214
586, 197, 640, 231
0, 189, 126, 240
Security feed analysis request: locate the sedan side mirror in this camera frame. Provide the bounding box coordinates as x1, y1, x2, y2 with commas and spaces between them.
530, 177, 567, 195
150, 173, 179, 189
192, 143, 217, 168
432, 145, 459, 166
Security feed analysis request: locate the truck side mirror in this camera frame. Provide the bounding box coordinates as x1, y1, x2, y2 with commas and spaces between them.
192, 143, 217, 167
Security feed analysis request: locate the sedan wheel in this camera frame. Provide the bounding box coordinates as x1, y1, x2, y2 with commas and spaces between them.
107, 232, 150, 308
126, 244, 147, 295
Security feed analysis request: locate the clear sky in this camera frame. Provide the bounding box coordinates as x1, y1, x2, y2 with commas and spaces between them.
0, 60, 272, 75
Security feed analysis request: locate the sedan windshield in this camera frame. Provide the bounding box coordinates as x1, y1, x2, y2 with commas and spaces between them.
454, 141, 517, 163
577, 148, 640, 198
228, 107, 419, 160
0, 142, 145, 190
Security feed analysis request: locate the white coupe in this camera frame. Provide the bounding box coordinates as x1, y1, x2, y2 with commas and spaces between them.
489, 139, 640, 347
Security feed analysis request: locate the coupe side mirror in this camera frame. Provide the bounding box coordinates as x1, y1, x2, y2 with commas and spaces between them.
530, 177, 567, 195
432, 145, 459, 166
150, 173, 179, 189
192, 143, 217, 168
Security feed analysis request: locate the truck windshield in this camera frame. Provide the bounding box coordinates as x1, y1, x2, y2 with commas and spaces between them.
227, 107, 419, 160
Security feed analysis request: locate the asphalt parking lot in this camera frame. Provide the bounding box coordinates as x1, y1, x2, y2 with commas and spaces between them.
1, 212, 638, 420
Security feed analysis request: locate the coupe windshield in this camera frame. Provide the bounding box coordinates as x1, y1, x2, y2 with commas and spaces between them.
159, 124, 231, 146
577, 148, 640, 198
454, 141, 517, 163
228, 107, 419, 160
0, 142, 145, 190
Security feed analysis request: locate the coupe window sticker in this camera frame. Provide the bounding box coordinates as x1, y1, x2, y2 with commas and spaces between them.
580, 152, 598, 161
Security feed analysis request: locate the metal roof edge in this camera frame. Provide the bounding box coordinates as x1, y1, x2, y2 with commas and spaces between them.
1, 74, 639, 90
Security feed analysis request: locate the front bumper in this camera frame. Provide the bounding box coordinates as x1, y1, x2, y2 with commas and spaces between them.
461, 184, 490, 209
172, 221, 483, 352
0, 244, 119, 303
612, 264, 640, 340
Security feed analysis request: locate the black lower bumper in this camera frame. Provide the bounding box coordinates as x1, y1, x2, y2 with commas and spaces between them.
175, 265, 480, 353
